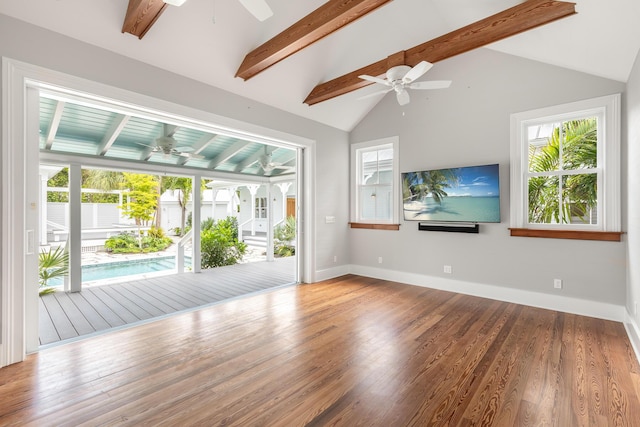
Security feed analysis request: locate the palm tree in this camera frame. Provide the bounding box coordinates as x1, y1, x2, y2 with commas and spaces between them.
39, 246, 69, 295
403, 169, 460, 204
528, 118, 597, 224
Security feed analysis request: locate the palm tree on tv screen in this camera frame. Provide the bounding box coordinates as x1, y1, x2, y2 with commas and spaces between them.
528, 118, 597, 224
403, 169, 459, 204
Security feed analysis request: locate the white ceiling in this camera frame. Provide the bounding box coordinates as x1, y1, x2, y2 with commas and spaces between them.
1, 0, 639, 132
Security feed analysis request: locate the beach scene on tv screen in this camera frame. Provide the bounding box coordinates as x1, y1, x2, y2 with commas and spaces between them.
402, 164, 500, 223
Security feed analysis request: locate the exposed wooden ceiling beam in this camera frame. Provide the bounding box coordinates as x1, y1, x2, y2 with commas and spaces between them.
122, 0, 168, 39
236, 0, 393, 81
304, 0, 577, 105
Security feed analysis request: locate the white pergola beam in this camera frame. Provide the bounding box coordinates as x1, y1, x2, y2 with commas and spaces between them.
97, 114, 130, 155
208, 140, 251, 169
45, 100, 65, 150
235, 146, 276, 173
177, 134, 220, 166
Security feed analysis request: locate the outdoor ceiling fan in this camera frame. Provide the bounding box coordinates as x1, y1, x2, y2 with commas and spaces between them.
358, 61, 451, 106
258, 147, 294, 175
163, 0, 273, 21
137, 125, 204, 159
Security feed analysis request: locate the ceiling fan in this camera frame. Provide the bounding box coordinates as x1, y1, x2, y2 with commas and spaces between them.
137, 125, 204, 160
257, 147, 294, 175
358, 61, 452, 106
163, 0, 273, 21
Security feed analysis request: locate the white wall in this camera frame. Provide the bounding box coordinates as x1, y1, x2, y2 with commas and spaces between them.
626, 50, 640, 326
350, 48, 627, 307
0, 13, 350, 278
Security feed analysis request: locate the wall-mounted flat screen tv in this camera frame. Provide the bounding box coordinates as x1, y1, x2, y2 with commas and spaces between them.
402, 163, 500, 223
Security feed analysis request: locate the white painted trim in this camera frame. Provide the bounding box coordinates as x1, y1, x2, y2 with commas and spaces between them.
1, 56, 316, 362
624, 311, 640, 365
510, 93, 621, 231
350, 136, 399, 224
1, 58, 28, 366
333, 264, 626, 322
315, 265, 351, 282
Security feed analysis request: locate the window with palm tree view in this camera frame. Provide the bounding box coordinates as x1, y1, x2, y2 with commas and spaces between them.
527, 118, 598, 225
510, 94, 620, 234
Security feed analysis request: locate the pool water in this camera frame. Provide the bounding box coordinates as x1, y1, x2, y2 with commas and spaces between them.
47, 256, 191, 287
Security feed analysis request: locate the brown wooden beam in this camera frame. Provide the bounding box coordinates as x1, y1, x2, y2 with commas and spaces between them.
304, 0, 576, 105
122, 0, 168, 39
235, 0, 393, 81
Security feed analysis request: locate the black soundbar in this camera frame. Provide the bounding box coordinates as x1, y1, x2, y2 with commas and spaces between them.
418, 223, 480, 233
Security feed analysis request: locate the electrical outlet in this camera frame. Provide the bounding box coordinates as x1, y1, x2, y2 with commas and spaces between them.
378, 257, 383, 264
333, 255, 337, 263
444, 265, 452, 274
554, 279, 562, 289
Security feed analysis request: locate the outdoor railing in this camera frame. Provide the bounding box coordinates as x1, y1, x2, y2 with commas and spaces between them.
238, 218, 253, 243
176, 228, 193, 274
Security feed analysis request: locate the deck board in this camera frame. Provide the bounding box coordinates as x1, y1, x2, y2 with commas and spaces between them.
39, 257, 296, 346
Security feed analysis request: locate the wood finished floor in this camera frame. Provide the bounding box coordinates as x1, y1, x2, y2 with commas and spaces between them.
39, 257, 296, 346
2, 275, 640, 426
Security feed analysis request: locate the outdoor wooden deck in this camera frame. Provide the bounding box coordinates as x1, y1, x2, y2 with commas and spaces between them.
39, 257, 296, 346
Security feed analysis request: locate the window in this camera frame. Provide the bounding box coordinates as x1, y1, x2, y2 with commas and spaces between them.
350, 137, 399, 227
510, 94, 621, 237
255, 197, 267, 219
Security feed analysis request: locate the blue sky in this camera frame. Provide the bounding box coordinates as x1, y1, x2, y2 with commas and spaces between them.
444, 164, 500, 197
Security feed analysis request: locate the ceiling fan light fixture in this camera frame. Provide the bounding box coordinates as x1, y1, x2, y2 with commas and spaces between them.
163, 0, 188, 6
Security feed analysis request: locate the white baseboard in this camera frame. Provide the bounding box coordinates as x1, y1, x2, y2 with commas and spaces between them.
624, 312, 640, 364
314, 265, 351, 282
346, 264, 625, 322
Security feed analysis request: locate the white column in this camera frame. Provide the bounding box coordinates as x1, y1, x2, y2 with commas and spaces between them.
226, 186, 237, 217
68, 163, 82, 292
39, 173, 49, 245
192, 174, 202, 273
246, 184, 260, 236
210, 189, 218, 222
266, 184, 274, 262
276, 182, 292, 222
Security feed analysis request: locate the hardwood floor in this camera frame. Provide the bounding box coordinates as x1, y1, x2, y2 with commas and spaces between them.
1, 275, 639, 426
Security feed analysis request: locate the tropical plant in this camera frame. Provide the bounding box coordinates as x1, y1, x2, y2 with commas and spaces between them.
274, 216, 296, 257
162, 176, 193, 236
528, 118, 597, 224
200, 217, 246, 268
104, 229, 173, 254
38, 246, 69, 295
120, 173, 159, 248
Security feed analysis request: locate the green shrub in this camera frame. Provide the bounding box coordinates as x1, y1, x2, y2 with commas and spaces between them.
274, 216, 296, 257
105, 230, 172, 254
200, 216, 246, 268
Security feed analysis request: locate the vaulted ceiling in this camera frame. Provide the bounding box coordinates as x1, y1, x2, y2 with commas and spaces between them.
1, 0, 639, 132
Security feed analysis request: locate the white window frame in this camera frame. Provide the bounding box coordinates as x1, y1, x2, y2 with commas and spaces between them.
510, 94, 621, 232
350, 136, 399, 224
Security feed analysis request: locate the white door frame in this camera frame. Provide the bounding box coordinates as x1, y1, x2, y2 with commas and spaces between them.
1, 57, 316, 366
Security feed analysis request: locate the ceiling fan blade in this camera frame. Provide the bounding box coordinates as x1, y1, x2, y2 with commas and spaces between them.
397, 89, 410, 106
177, 152, 204, 159
359, 75, 391, 86
176, 146, 194, 152
357, 88, 393, 100
238, 0, 273, 21
402, 61, 433, 84
408, 80, 452, 90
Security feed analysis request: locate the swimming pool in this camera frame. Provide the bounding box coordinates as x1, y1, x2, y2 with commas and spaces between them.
47, 256, 191, 287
